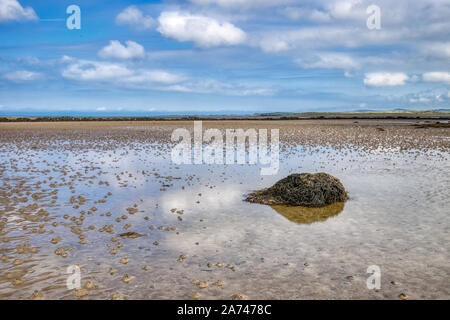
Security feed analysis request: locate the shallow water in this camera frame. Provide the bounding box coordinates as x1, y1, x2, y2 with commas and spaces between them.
0, 121, 449, 300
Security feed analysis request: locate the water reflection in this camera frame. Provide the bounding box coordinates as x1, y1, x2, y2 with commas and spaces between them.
270, 202, 345, 224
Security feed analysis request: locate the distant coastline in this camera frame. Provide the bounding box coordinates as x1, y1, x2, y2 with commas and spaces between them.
1, 109, 449, 122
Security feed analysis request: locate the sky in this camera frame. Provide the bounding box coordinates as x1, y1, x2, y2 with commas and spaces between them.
0, 0, 449, 115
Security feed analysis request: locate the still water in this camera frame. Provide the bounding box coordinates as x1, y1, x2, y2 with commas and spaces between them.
0, 122, 448, 299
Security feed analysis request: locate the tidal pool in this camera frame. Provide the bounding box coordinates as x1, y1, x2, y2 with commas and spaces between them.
0, 120, 449, 299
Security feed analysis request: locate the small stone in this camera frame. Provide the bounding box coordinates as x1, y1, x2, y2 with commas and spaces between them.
214, 280, 224, 287
84, 281, 95, 290
191, 292, 200, 300
399, 293, 408, 300
73, 288, 88, 298
122, 274, 133, 284
232, 293, 247, 300
31, 290, 45, 300
112, 292, 123, 300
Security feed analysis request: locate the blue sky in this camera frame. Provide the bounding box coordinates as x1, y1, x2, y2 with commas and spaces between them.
0, 0, 449, 114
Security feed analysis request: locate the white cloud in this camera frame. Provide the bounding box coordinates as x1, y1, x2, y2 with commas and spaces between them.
157, 11, 246, 48
326, 0, 365, 20
189, 0, 296, 9
62, 59, 185, 85
162, 78, 275, 96
61, 58, 272, 96
427, 42, 450, 58
98, 40, 146, 60
3, 70, 41, 81
62, 60, 133, 81
115, 5, 155, 30
422, 72, 450, 84
96, 107, 107, 111
364, 72, 409, 87
125, 70, 186, 85
409, 97, 430, 103
0, 0, 37, 23
295, 53, 360, 70
280, 7, 331, 22
259, 39, 291, 53
344, 71, 355, 78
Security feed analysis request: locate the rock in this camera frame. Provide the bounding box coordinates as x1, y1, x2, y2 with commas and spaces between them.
122, 274, 133, 284
197, 281, 209, 289
119, 232, 146, 239
73, 288, 88, 298
245, 173, 348, 207
111, 292, 123, 300
191, 292, 200, 300
399, 293, 408, 300
214, 280, 224, 287
31, 290, 45, 300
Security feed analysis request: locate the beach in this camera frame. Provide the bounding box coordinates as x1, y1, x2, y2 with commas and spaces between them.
0, 119, 449, 299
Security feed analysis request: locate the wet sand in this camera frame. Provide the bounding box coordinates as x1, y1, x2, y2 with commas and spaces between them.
0, 120, 449, 300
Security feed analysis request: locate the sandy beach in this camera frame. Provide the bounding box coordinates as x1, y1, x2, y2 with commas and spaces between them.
0, 120, 449, 299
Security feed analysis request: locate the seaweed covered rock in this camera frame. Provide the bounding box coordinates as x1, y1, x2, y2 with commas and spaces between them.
245, 173, 348, 207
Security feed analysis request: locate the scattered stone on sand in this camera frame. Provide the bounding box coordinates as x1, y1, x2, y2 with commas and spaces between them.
112, 292, 123, 300
122, 274, 133, 284
191, 292, 200, 300
13, 278, 24, 286
232, 293, 247, 300
197, 281, 209, 289
54, 247, 70, 258
73, 288, 88, 298
119, 257, 129, 264
245, 173, 348, 207
50, 237, 62, 244
119, 232, 146, 239
177, 254, 187, 262
13, 259, 24, 266
399, 293, 408, 300
214, 280, 224, 287
109, 268, 116, 275
84, 281, 96, 290
30, 290, 46, 300
126, 207, 138, 214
